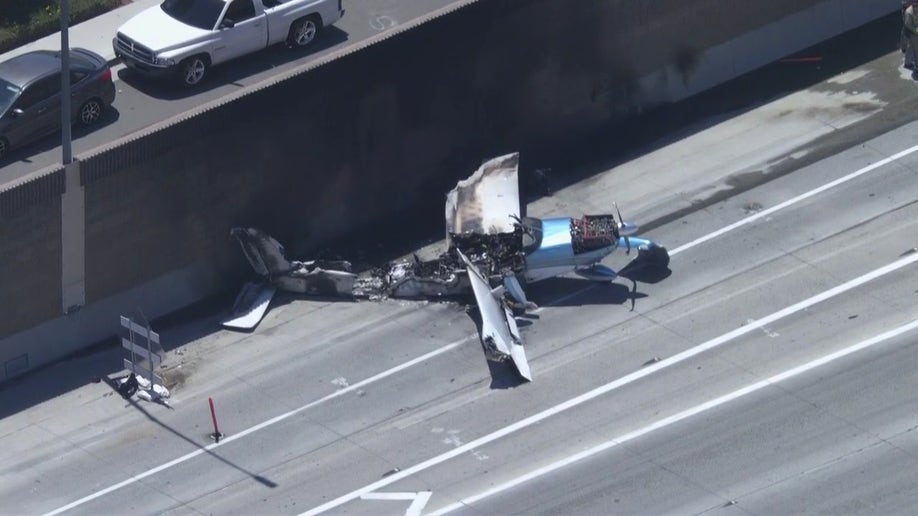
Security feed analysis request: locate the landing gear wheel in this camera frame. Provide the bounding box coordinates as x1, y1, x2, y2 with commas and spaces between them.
78, 99, 103, 127
179, 56, 207, 87
288, 17, 320, 48
639, 245, 670, 269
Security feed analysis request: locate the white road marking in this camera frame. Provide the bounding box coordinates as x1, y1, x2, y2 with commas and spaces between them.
369, 14, 398, 31
361, 491, 432, 516
536, 142, 917, 309
45, 142, 917, 514
429, 318, 918, 514
42, 337, 469, 516
331, 376, 349, 388
748, 318, 780, 338
669, 142, 918, 256
298, 252, 918, 515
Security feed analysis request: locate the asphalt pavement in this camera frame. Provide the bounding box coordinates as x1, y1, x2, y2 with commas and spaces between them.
12, 114, 916, 516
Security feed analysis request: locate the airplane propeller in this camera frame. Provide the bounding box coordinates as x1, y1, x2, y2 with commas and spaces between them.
614, 202, 632, 254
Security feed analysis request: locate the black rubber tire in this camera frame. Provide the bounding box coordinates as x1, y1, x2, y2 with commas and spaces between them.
287, 16, 321, 48
179, 55, 208, 87
78, 98, 104, 127
0, 137, 8, 160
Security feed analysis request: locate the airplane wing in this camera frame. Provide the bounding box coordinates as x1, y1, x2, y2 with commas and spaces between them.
457, 249, 532, 381
445, 153, 521, 240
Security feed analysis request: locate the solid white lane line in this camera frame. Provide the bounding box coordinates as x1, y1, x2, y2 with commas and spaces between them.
299, 252, 918, 515
429, 318, 918, 514
669, 142, 918, 256
540, 141, 918, 308
42, 337, 470, 516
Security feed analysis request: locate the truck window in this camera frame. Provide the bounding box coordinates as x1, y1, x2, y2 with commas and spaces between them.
224, 0, 256, 23
161, 0, 227, 30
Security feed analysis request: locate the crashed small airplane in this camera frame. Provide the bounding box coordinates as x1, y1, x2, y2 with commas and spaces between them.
224, 153, 669, 381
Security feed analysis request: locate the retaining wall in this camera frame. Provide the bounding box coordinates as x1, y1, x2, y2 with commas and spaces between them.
0, 0, 898, 380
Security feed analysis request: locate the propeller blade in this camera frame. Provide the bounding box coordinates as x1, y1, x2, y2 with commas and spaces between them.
615, 202, 632, 253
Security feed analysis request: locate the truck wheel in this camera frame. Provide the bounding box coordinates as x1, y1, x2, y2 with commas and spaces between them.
179, 56, 208, 87
288, 16, 320, 48
78, 98, 104, 127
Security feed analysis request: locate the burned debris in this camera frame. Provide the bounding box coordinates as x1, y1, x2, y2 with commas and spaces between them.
230, 225, 526, 302
351, 229, 526, 299
449, 227, 525, 275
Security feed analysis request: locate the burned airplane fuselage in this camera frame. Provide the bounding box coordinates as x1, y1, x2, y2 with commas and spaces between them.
518, 215, 621, 283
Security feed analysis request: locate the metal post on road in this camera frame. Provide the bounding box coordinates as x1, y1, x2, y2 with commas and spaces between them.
208, 397, 223, 443
60, 0, 72, 165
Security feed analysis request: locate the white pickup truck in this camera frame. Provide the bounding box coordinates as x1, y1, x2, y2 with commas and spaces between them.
113, 0, 345, 87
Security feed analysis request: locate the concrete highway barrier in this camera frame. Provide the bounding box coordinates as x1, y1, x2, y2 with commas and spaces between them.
0, 0, 898, 381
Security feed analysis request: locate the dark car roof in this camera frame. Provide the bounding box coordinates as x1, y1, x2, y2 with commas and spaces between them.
0, 50, 98, 89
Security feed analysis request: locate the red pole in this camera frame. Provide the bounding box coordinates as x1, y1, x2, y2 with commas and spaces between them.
208, 397, 222, 442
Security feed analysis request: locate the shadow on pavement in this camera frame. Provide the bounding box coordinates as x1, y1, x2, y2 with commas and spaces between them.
98, 374, 279, 489
518, 12, 908, 229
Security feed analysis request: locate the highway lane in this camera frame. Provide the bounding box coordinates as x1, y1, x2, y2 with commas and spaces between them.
0, 0, 462, 185
13, 112, 916, 514
308, 172, 918, 514
431, 322, 918, 515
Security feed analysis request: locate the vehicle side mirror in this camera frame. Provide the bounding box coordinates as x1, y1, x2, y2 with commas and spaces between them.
220, 19, 235, 29
11, 108, 23, 117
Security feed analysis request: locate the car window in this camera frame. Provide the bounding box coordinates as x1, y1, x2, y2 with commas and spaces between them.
0, 79, 19, 116
16, 75, 61, 110
224, 0, 256, 23
67, 50, 95, 69
70, 70, 88, 84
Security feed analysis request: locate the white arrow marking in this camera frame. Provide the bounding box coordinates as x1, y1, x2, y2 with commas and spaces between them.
361, 491, 432, 516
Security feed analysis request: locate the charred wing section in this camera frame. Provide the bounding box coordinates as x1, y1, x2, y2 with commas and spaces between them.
571, 215, 620, 254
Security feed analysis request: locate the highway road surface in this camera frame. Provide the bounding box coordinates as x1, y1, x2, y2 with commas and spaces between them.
0, 0, 461, 185
1, 30, 917, 516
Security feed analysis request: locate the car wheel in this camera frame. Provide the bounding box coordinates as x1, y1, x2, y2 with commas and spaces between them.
78, 99, 104, 127
288, 17, 320, 48
0, 137, 8, 160
179, 56, 208, 87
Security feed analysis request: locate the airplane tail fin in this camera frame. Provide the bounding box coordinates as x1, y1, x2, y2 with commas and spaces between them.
230, 227, 293, 277
222, 281, 277, 331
